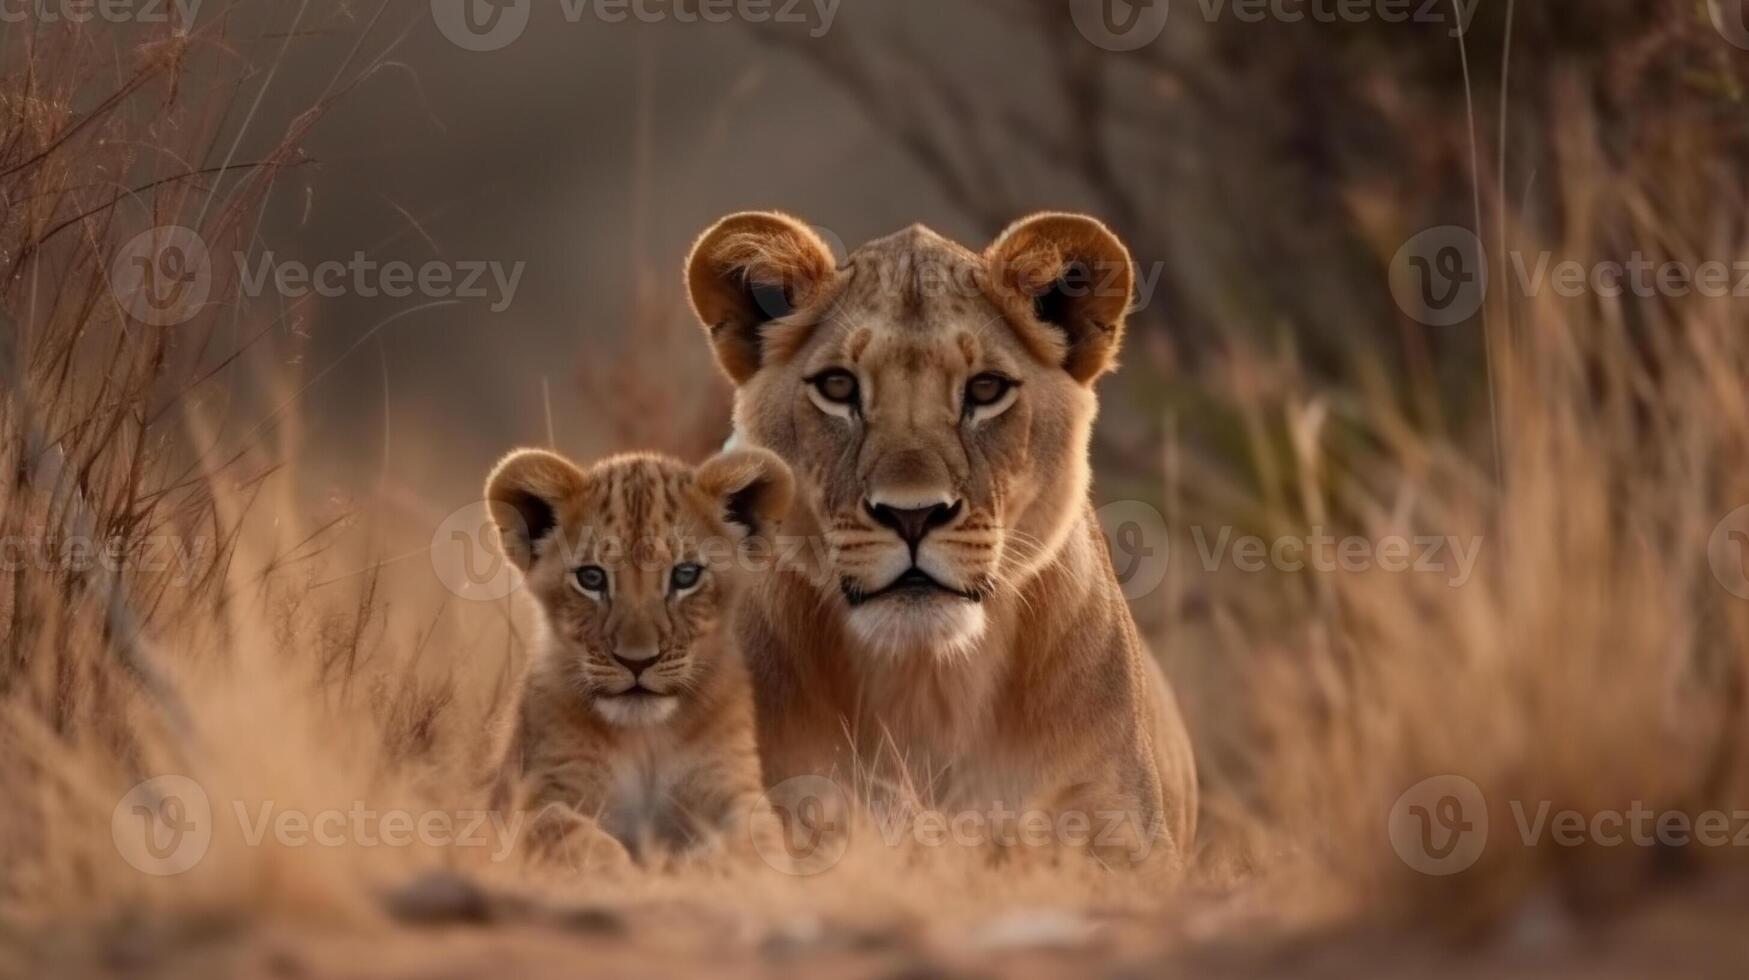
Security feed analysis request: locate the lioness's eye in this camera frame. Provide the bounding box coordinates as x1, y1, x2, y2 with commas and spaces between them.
670, 562, 703, 593
810, 370, 860, 406
965, 373, 1014, 409
574, 565, 609, 596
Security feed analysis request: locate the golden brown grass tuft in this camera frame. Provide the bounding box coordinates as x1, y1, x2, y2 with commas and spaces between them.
1188, 91, 1749, 938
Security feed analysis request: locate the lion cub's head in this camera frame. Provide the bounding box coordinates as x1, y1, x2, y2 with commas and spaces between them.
486, 449, 792, 727
686, 212, 1134, 660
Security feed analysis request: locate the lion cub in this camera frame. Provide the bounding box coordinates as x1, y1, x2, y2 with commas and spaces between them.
486, 448, 792, 867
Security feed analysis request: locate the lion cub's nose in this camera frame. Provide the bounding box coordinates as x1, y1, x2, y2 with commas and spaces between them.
612, 647, 659, 677
865, 499, 962, 549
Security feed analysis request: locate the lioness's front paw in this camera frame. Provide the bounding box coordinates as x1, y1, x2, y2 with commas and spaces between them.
523, 805, 633, 874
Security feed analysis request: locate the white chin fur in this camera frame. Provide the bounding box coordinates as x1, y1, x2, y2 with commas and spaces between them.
593, 695, 679, 728
847, 599, 988, 662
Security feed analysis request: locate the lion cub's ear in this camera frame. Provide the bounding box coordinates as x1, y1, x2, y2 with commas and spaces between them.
484, 449, 586, 572
685, 212, 838, 384
695, 448, 794, 542
984, 213, 1135, 384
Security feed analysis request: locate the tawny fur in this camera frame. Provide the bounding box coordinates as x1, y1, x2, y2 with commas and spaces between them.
485, 449, 792, 867
686, 211, 1198, 872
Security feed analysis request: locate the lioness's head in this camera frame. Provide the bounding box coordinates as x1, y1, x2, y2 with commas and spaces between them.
486, 449, 792, 726
686, 212, 1133, 660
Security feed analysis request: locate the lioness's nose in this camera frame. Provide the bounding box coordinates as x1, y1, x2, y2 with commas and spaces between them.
865, 499, 962, 549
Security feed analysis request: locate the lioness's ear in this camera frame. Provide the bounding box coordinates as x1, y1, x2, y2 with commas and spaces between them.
695, 448, 794, 541
984, 213, 1135, 383
685, 212, 838, 384
484, 449, 586, 572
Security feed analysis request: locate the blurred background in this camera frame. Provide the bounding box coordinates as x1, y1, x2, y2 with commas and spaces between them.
217, 0, 1748, 525
238, 0, 1675, 493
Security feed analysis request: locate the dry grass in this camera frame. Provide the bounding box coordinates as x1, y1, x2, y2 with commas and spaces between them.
5, 4, 1749, 977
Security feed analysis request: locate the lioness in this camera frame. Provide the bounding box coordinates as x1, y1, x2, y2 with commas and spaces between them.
486, 448, 792, 866
684, 211, 1197, 869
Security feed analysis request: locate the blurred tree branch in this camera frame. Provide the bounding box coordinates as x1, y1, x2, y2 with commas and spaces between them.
745, 3, 1199, 364
746, 0, 1749, 508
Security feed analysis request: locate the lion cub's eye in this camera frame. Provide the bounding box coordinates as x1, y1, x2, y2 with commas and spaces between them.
810, 369, 860, 407
572, 565, 609, 598
670, 562, 704, 594
965, 374, 1015, 411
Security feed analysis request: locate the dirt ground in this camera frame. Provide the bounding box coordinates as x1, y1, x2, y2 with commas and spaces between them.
14, 869, 1749, 979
